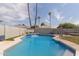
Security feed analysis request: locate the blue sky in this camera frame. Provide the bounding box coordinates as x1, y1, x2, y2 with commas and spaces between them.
0, 3, 79, 28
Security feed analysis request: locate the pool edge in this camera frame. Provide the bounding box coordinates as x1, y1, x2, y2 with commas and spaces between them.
53, 35, 79, 56
0, 36, 24, 56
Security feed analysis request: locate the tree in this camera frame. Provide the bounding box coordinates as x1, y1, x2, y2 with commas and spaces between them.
22, 24, 26, 27
76, 25, 79, 29
57, 23, 77, 29
31, 25, 39, 29
41, 23, 46, 26
48, 12, 52, 28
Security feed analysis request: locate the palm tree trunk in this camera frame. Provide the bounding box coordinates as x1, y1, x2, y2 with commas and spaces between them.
37, 16, 40, 28
50, 15, 51, 28
27, 3, 31, 28
48, 12, 51, 28
39, 18, 40, 27
34, 3, 38, 28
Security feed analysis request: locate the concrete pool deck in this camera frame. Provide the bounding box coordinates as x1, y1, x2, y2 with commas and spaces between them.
53, 35, 79, 56
0, 36, 23, 56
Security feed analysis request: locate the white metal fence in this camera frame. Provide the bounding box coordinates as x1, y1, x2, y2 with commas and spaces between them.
0, 24, 26, 40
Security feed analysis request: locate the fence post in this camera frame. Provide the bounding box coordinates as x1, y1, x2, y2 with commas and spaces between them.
4, 24, 5, 40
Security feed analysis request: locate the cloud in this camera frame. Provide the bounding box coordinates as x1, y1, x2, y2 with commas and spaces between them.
51, 9, 74, 24
73, 21, 79, 25
71, 19, 79, 25
59, 16, 79, 25
52, 9, 64, 21
0, 3, 28, 24
69, 17, 73, 20
45, 19, 50, 24
51, 9, 79, 27
60, 3, 67, 7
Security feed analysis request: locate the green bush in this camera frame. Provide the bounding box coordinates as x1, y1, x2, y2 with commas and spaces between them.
5, 35, 22, 41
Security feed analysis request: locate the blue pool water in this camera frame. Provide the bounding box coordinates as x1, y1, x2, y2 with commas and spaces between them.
4, 34, 74, 56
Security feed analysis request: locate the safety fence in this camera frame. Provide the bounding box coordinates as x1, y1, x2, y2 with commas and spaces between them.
0, 24, 27, 41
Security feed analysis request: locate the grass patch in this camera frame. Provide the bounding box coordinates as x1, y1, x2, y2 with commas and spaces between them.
5, 35, 22, 41
61, 35, 79, 44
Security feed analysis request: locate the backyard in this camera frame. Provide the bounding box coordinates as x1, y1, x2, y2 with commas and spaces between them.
0, 3, 79, 56
60, 35, 79, 44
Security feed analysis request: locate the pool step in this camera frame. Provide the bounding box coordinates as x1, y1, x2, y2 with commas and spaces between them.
63, 50, 74, 56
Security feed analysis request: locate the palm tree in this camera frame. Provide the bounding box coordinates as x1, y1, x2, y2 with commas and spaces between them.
37, 16, 40, 27
41, 22, 46, 26
48, 12, 51, 28
27, 3, 32, 28
34, 3, 38, 28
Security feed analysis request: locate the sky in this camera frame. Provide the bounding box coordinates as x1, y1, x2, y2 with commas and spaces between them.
0, 3, 79, 28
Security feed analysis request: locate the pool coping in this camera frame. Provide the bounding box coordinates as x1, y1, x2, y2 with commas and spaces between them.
0, 36, 24, 56
53, 35, 79, 56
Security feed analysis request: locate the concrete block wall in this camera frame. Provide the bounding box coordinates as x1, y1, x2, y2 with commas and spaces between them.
34, 28, 79, 35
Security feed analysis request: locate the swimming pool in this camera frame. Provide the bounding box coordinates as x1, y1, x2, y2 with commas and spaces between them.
4, 34, 75, 56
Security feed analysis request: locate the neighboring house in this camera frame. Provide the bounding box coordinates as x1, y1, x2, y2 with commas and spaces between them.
14, 24, 27, 29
